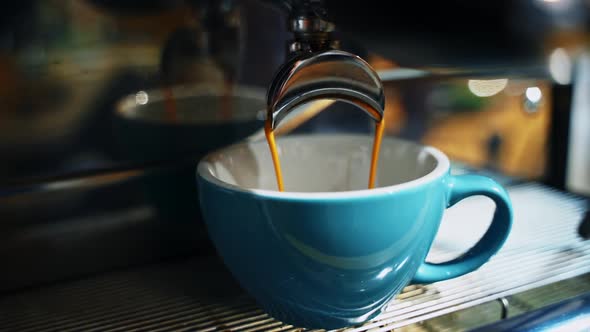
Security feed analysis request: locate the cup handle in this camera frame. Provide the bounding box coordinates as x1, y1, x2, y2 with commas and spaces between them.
412, 174, 513, 284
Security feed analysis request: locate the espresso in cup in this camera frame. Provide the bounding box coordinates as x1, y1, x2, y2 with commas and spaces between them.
196, 134, 513, 329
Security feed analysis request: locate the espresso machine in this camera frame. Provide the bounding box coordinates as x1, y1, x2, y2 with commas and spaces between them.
1, 0, 590, 331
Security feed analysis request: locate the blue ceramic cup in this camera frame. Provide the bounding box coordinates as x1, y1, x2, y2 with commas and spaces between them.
196, 134, 513, 329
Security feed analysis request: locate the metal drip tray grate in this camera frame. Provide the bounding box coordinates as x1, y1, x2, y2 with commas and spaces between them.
1, 183, 588, 332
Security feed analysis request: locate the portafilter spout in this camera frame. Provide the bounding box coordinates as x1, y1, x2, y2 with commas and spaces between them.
266, 0, 385, 130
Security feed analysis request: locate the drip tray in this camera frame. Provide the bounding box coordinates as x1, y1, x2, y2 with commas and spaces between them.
1, 183, 589, 332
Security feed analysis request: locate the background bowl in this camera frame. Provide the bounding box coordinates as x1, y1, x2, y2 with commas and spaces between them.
114, 84, 266, 222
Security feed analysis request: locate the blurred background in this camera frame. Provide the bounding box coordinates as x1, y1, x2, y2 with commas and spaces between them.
0, 1, 589, 331
0, 0, 587, 186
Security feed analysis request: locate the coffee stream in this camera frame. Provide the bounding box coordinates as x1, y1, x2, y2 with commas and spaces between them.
221, 79, 234, 121
264, 120, 285, 191
265, 104, 385, 192
368, 119, 385, 189
163, 85, 383, 192
163, 87, 177, 122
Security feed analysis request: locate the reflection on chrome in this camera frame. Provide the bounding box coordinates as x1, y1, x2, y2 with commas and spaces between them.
135, 91, 149, 105
549, 48, 572, 85
467, 79, 509, 97
526, 86, 542, 103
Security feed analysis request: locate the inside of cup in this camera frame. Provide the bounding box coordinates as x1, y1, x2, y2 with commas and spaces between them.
201, 134, 441, 192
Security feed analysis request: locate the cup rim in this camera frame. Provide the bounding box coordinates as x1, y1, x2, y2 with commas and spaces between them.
197, 134, 450, 200
115, 83, 266, 124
